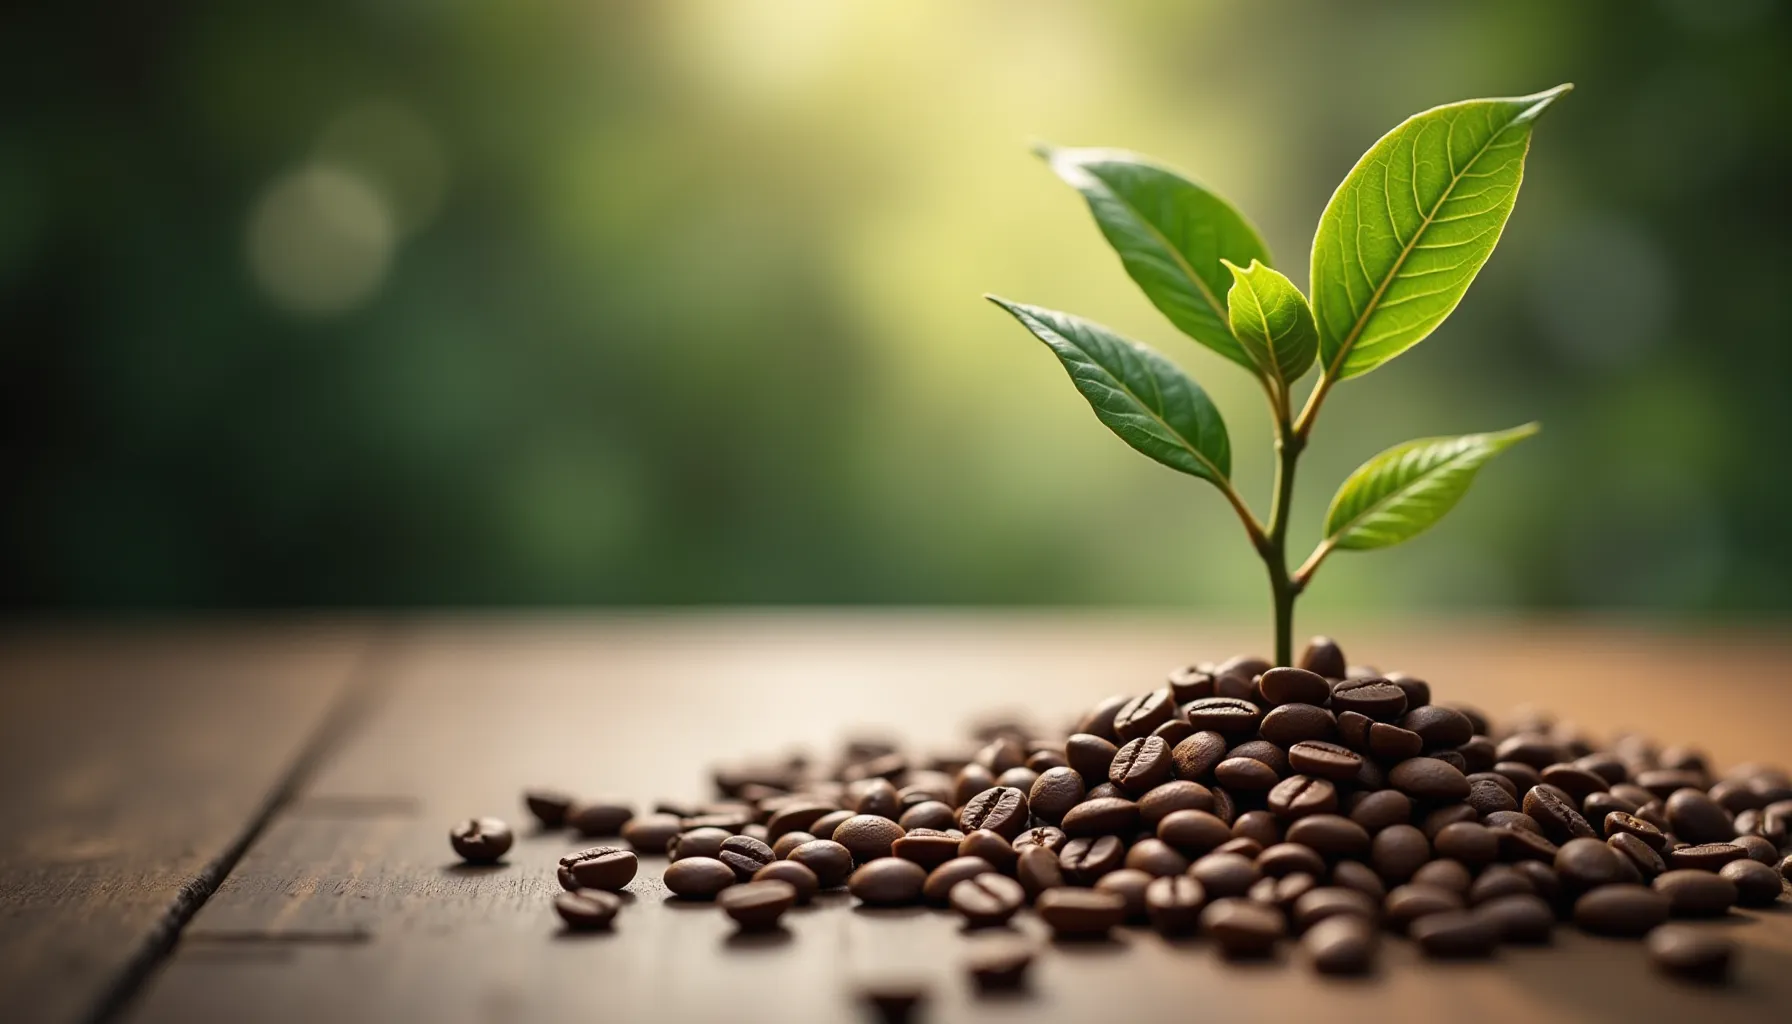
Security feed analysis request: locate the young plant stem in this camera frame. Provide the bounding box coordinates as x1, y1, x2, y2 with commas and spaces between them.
1259, 386, 1303, 667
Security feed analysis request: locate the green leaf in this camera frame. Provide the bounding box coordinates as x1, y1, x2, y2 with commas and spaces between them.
988, 296, 1230, 483
1311, 85, 1570, 381
1323, 424, 1539, 550
1222, 259, 1318, 389
1038, 146, 1271, 373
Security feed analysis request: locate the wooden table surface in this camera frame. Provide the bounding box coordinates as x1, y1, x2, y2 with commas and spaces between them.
3, 613, 1791, 1023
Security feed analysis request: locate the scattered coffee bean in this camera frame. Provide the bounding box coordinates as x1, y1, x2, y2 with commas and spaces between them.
1666, 788, 1736, 845
664, 856, 736, 899
959, 829, 1017, 874
958, 787, 1029, 839
1201, 897, 1285, 956
668, 827, 732, 861
922, 856, 993, 905
834, 814, 907, 863
1719, 858, 1783, 907
1400, 706, 1474, 751
1329, 679, 1408, 721
1061, 796, 1140, 838
1288, 742, 1364, 783
1183, 697, 1263, 737
1036, 887, 1127, 938
1411, 910, 1497, 957
1113, 689, 1175, 742
1346, 789, 1412, 835
1145, 874, 1206, 934
449, 817, 513, 865
1027, 767, 1085, 824
1298, 636, 1347, 679
1371, 825, 1430, 885
1095, 868, 1154, 922
1267, 775, 1337, 821
1291, 886, 1377, 931
1111, 737, 1174, 794
1304, 914, 1376, 974
1125, 837, 1190, 877
1387, 757, 1469, 801
1137, 780, 1214, 824
951, 872, 1026, 927
1189, 851, 1260, 899
1732, 834, 1779, 865
753, 860, 819, 903
850, 857, 927, 906
892, 830, 962, 871
1384, 884, 1464, 932
1647, 924, 1734, 982
1411, 859, 1472, 895
771, 831, 817, 860
553, 889, 621, 930
567, 800, 633, 837
1285, 815, 1370, 859
1669, 843, 1749, 872
1065, 733, 1120, 785
1016, 845, 1064, 900
719, 879, 797, 930
1170, 731, 1229, 780
717, 834, 775, 881
1654, 869, 1737, 917
1496, 824, 1560, 863
1574, 884, 1670, 936
1475, 893, 1554, 943
1555, 837, 1628, 892
1608, 831, 1665, 880
524, 789, 575, 828
1060, 835, 1125, 885
558, 846, 637, 892
788, 839, 854, 888
1523, 785, 1596, 844
1259, 666, 1332, 707
1214, 756, 1280, 791
1012, 826, 1068, 856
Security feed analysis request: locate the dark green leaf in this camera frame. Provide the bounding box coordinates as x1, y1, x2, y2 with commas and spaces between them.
1039, 146, 1271, 372
1324, 424, 1538, 550
1311, 85, 1570, 381
988, 296, 1230, 483
1222, 259, 1317, 389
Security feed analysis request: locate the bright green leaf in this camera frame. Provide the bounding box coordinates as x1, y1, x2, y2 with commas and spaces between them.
1222, 258, 1317, 389
988, 296, 1230, 483
1324, 424, 1539, 550
1038, 146, 1271, 373
1311, 85, 1570, 381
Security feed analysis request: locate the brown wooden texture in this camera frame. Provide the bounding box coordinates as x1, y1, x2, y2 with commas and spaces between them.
121, 614, 1792, 1024
0, 623, 373, 1024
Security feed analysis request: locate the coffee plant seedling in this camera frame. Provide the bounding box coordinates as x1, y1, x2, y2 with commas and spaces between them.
990, 86, 1569, 665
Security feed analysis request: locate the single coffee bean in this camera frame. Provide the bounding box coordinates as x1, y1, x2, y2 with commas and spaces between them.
1304, 914, 1377, 974
1421, 803, 1478, 841
1781, 854, 1792, 882
1467, 864, 1534, 905
1608, 832, 1665, 880
1459, 735, 1498, 774
620, 813, 683, 854
807, 809, 855, 841
922, 856, 993, 905
567, 801, 633, 837
1411, 910, 1497, 958
973, 738, 1025, 776
449, 817, 513, 865
1146, 874, 1207, 934
787, 839, 854, 888
1076, 695, 1131, 741
1027, 767, 1085, 824
952, 764, 997, 807
1036, 887, 1127, 938
891, 830, 962, 871
1286, 741, 1363, 783
1653, 869, 1737, 916
1025, 749, 1069, 774
1483, 810, 1539, 833
952, 872, 1027, 927
1497, 734, 1563, 770
1286, 815, 1370, 859
1110, 736, 1174, 795
850, 857, 928, 906
958, 787, 1029, 839
964, 941, 1033, 990
1150, 719, 1195, 749
663, 856, 736, 899
1513, 860, 1562, 903
524, 789, 575, 828
1061, 796, 1140, 838
1387, 673, 1431, 710
1666, 788, 1736, 845
1575, 884, 1670, 936
1016, 846, 1064, 900
719, 879, 797, 930
1367, 722, 1425, 762
1291, 886, 1377, 931
1170, 731, 1229, 780
753, 860, 819, 903
1124, 837, 1189, 877
1604, 811, 1667, 850
1059, 834, 1125, 885
1647, 924, 1734, 982
1269, 775, 1338, 821
1732, 835, 1779, 865
1168, 664, 1217, 704
553, 888, 622, 930
1188, 851, 1260, 899
1200, 897, 1285, 956
1333, 860, 1386, 901
558, 846, 637, 892
1348, 790, 1413, 834
668, 827, 732, 861
1388, 757, 1470, 801
1257, 842, 1326, 879
1399, 705, 1474, 751
1555, 837, 1626, 891
846, 781, 899, 821
1336, 710, 1374, 752
1259, 703, 1339, 747
835, 814, 907, 863
1432, 822, 1498, 866
1137, 780, 1215, 824
1474, 893, 1554, 943
1000, 768, 1041, 795
1228, 739, 1290, 774
765, 801, 837, 841
1259, 667, 1333, 707
1329, 679, 1408, 721
1085, 783, 1125, 801
1065, 733, 1119, 785
1669, 843, 1749, 872
1210, 786, 1237, 825
1298, 636, 1348, 679
1412, 859, 1472, 895
1524, 784, 1596, 844
718, 834, 775, 881
1468, 771, 1519, 798
1539, 763, 1608, 802
1371, 825, 1431, 885
1214, 756, 1280, 792
1113, 688, 1175, 742
1158, 809, 1230, 856
1493, 761, 1545, 795
1719, 858, 1783, 907
1230, 810, 1281, 848
1384, 884, 1465, 932
1182, 697, 1263, 737
741, 823, 770, 843
959, 829, 1017, 874
1012, 826, 1067, 856
897, 801, 955, 832
1095, 868, 1155, 923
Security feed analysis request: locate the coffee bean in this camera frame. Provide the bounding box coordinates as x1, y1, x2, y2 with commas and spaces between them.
1523, 784, 1596, 844
788, 839, 854, 888
1060, 835, 1125, 885
1217, 836, 1264, 859
1483, 810, 1538, 833
1025, 750, 1069, 775
1388, 673, 1432, 710
1076, 695, 1131, 742
1269, 775, 1338, 820
717, 834, 775, 881
752, 860, 818, 903
1384, 884, 1465, 932
1137, 780, 1215, 824
1113, 688, 1175, 741
524, 789, 575, 828
1493, 761, 1545, 794
1210, 786, 1237, 825
1459, 735, 1497, 773
964, 940, 1033, 990
1332, 860, 1386, 901
1012, 826, 1068, 856
449, 817, 513, 865
1017, 846, 1064, 900
846, 780, 899, 820
1085, 782, 1125, 801
620, 813, 682, 853
897, 800, 955, 832
1281, 815, 1367, 859
1647, 924, 1734, 982
1608, 832, 1665, 880
1413, 859, 1473, 895
1604, 811, 1666, 850
1497, 734, 1564, 770
1475, 893, 1554, 943
1286, 742, 1364, 783
952, 764, 997, 807
959, 829, 1017, 874
1037, 887, 1127, 938
1429, 822, 1497, 871
1291, 886, 1377, 931
1170, 731, 1229, 780
1298, 636, 1348, 679
1669, 843, 1749, 871
558, 846, 637, 892
1781, 854, 1792, 882
1303, 914, 1377, 974
771, 829, 816, 859
1200, 897, 1285, 956
834, 814, 907, 863
742, 823, 770, 843
1110, 736, 1174, 795
1366, 722, 1424, 762
664, 856, 736, 899
1061, 796, 1140, 838
1666, 789, 1736, 845
1732, 835, 1779, 865
1719, 858, 1783, 907
807, 809, 854, 841
668, 827, 732, 861
1399, 706, 1474, 751
974, 737, 1025, 775
1539, 763, 1608, 802
1255, 842, 1325, 879
1329, 679, 1408, 721
1183, 697, 1263, 737
1228, 738, 1290, 773
1095, 867, 1154, 923
1467, 864, 1534, 905
1259, 703, 1338, 747
923, 856, 993, 905
849, 857, 928, 906
1158, 809, 1231, 856
891, 830, 962, 871
951, 872, 1027, 928
1065, 733, 1119, 785
958, 787, 1029, 839
1188, 851, 1260, 899
1388, 757, 1470, 801
568, 801, 633, 837
1348, 789, 1413, 834
1144, 874, 1206, 934
1555, 837, 1627, 891
718, 879, 796, 930
1371, 825, 1430, 885
1118, 837, 1186, 878
1150, 720, 1195, 749
1411, 910, 1497, 957
1027, 767, 1085, 824
1575, 884, 1669, 936
553, 889, 622, 930
1260, 666, 1333, 707
1653, 869, 1737, 916
1168, 665, 1218, 704
1496, 824, 1560, 863
1214, 756, 1280, 791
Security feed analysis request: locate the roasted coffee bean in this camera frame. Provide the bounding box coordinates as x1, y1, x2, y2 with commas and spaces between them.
1287, 742, 1364, 783
1259, 703, 1338, 747
1170, 731, 1229, 780
1555, 837, 1626, 891
741, 824, 770, 844
1385, 883, 1467, 935
1189, 851, 1260, 899
1168, 664, 1218, 704
952, 764, 997, 807
1493, 761, 1545, 794
1095, 868, 1154, 923
959, 829, 1018, 874
1609, 832, 1665, 880
807, 809, 854, 841
951, 873, 1026, 927
1183, 697, 1263, 737
1260, 666, 1333, 707
1137, 780, 1214, 824
1371, 825, 1431, 885
1781, 854, 1792, 882
1575, 884, 1669, 936
1124, 837, 1189, 877
1497, 735, 1563, 770
1732, 835, 1779, 865
1210, 786, 1237, 824
1286, 815, 1370, 859
850, 857, 927, 906
558, 846, 637, 892
752, 860, 819, 904
1465, 778, 1519, 817
1215, 836, 1264, 858
1110, 737, 1174, 795
897, 800, 955, 832
1200, 897, 1285, 956
922, 856, 992, 905
668, 827, 732, 861
1231, 810, 1281, 847
1574, 752, 1628, 785
891, 830, 962, 871
1146, 874, 1207, 934
1387, 673, 1431, 710
1060, 835, 1125, 885
1400, 706, 1474, 751
1636, 768, 1705, 799
1027, 767, 1085, 825
1495, 824, 1560, 863
1113, 688, 1175, 742
1085, 783, 1124, 801
1025, 750, 1069, 774
449, 817, 513, 864
1468, 771, 1518, 799
1472, 893, 1553, 943
664, 856, 736, 899
1227, 739, 1290, 774
1158, 809, 1231, 856
1467, 864, 1533, 905
788, 839, 854, 888
1291, 886, 1377, 931
1366, 722, 1424, 762
1036, 888, 1127, 938
1328, 861, 1384, 902
1412, 859, 1472, 895
1419, 802, 1477, 840
1411, 910, 1497, 958
1603, 811, 1666, 850
965, 941, 1034, 990
958, 787, 1029, 840
1336, 710, 1374, 752
1065, 733, 1119, 785
1348, 789, 1413, 834
1513, 860, 1562, 903
719, 879, 797, 930
1666, 789, 1736, 845
1458, 735, 1497, 774
1150, 719, 1195, 749
1298, 636, 1348, 679
1524, 785, 1596, 844
1653, 869, 1737, 916
1635, 800, 1673, 832
1427, 750, 1469, 773
621, 813, 683, 853
1214, 756, 1279, 791
1647, 924, 1734, 982
553, 889, 622, 930
1484, 810, 1539, 833
1013, 826, 1068, 856
1017, 846, 1065, 900
1669, 843, 1749, 871
1257, 842, 1326, 879
568, 801, 634, 837
1540, 763, 1608, 802
974, 737, 1026, 776
771, 831, 816, 859
1388, 757, 1470, 801
1269, 775, 1338, 820
1432, 822, 1498, 866
1329, 679, 1408, 721
1719, 858, 1783, 907
718, 834, 775, 881
1076, 695, 1131, 742
524, 789, 575, 828
1217, 654, 1273, 681
1061, 796, 1140, 838
833, 814, 907, 863
850, 779, 902, 821
1304, 914, 1377, 974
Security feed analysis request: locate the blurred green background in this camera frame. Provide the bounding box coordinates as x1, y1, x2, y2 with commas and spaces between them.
3, 0, 1787, 613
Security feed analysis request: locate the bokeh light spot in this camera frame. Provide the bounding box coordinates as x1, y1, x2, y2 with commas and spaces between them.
246, 164, 394, 315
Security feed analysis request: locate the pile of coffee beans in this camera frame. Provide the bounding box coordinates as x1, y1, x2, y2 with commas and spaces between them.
456, 636, 1792, 994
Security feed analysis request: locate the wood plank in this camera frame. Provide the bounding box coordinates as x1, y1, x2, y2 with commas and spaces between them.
0, 623, 373, 1024
127, 614, 1792, 1023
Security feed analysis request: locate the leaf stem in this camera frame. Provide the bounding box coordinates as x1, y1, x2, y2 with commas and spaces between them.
1292, 372, 1333, 441
1293, 538, 1335, 589
1262, 404, 1304, 666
